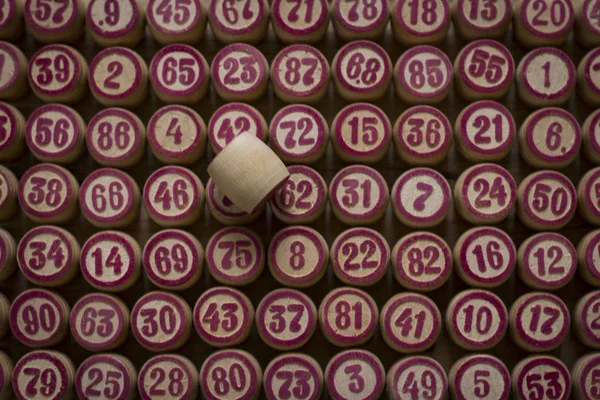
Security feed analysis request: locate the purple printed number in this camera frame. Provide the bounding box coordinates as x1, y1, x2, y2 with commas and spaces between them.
0, 45, 18, 91
152, 45, 203, 95
71, 295, 124, 350
397, 0, 447, 34
272, 46, 327, 97
516, 357, 570, 400
207, 228, 262, 284
334, 103, 389, 156
514, 294, 569, 349
211, 0, 262, 32
332, 228, 389, 285
10, 291, 63, 346
89, 0, 136, 36
522, 172, 575, 226
462, 164, 515, 219
382, 294, 440, 351
76, 357, 129, 400
338, 42, 388, 90
584, 0, 600, 34
458, 0, 509, 29
521, 234, 576, 288
269, 227, 326, 285
270, 105, 324, 159
450, 291, 507, 348
522, 0, 572, 36
144, 231, 199, 288
18, 227, 72, 282
26, 105, 78, 159
390, 358, 446, 400
26, 0, 76, 31
29, 45, 76, 93
87, 109, 138, 162
459, 40, 513, 91
20, 167, 69, 214
397, 106, 451, 158
393, 168, 450, 225
525, 109, 580, 163
459, 227, 515, 285
215, 48, 261, 91
521, 49, 574, 99
330, 166, 387, 220
81, 232, 136, 289
399, 47, 452, 97
460, 101, 514, 154
209, 104, 261, 151
91, 49, 140, 98
139, 356, 194, 400
80, 169, 134, 223
336, 0, 386, 30
326, 350, 384, 400
149, 0, 199, 33
274, 0, 326, 33
149, 106, 202, 158
578, 292, 600, 345
395, 232, 451, 290
272, 166, 325, 220
265, 355, 322, 400
144, 168, 197, 219
453, 356, 510, 400
202, 351, 258, 400
0, 104, 16, 149
132, 293, 187, 350
13, 352, 69, 400
321, 288, 377, 345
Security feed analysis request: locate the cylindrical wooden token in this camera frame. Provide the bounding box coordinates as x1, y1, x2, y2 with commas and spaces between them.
256, 288, 317, 350
454, 227, 515, 288
208, 0, 269, 44
0, 229, 15, 281
0, 293, 8, 339
271, 0, 329, 44
25, 104, 86, 164
331, 103, 391, 164
0, 351, 12, 399
25, 0, 84, 43
193, 286, 254, 348
455, 163, 516, 225
87, 0, 145, 47
455, 100, 515, 162
329, 165, 389, 225
514, 0, 573, 48
509, 292, 569, 352
147, 0, 206, 45
269, 105, 328, 164
517, 48, 575, 108
449, 355, 510, 400
86, 107, 146, 168
271, 45, 330, 104
392, 167, 452, 228
270, 165, 327, 224
519, 108, 581, 169
578, 48, 600, 107
393, 105, 452, 167
138, 354, 197, 400
208, 133, 289, 214
13, 350, 75, 400
208, 103, 267, 154
392, 231, 452, 292
512, 356, 571, 400
206, 226, 264, 286
143, 166, 205, 227
325, 349, 385, 400
76, 354, 136, 400
331, 228, 390, 287
9, 289, 70, 347
28, 44, 87, 104
0, 0, 23, 41
319, 287, 378, 347
17, 225, 79, 287
574, 291, 600, 349
576, 0, 600, 48
0, 42, 27, 101
452, 0, 511, 39
583, 108, 600, 164
0, 103, 26, 161
332, 0, 388, 41
578, 229, 600, 287
391, 0, 450, 45
148, 105, 206, 165
332, 40, 392, 102
70, 293, 129, 351
143, 229, 203, 291
80, 230, 141, 292
150, 44, 210, 104
131, 291, 192, 352
206, 178, 264, 225
268, 226, 328, 288
18, 163, 79, 224
517, 170, 577, 231
211, 43, 269, 102
394, 45, 453, 105
579, 167, 600, 226
200, 349, 262, 400
454, 39, 514, 101
89, 47, 148, 108
0, 166, 17, 221
387, 356, 447, 400
572, 353, 600, 400
380, 292, 441, 353
446, 289, 507, 350
518, 232, 576, 290
264, 353, 323, 400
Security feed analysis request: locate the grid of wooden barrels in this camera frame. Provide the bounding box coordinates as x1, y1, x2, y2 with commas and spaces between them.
2, 0, 600, 399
